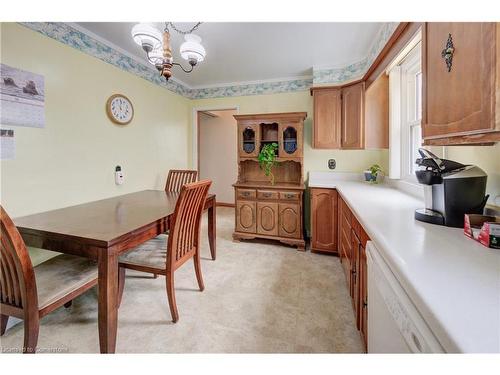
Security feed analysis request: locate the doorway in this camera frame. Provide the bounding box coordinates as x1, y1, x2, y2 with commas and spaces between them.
197, 109, 238, 206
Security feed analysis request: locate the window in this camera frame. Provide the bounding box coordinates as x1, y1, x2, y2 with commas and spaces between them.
401, 47, 422, 180
388, 40, 422, 184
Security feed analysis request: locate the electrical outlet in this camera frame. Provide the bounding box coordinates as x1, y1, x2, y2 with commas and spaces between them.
328, 159, 336, 170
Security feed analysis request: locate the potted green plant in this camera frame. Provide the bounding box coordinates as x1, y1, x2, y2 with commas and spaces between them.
364, 164, 384, 183
258, 143, 279, 185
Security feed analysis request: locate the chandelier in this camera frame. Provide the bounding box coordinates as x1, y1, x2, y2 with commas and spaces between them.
131, 22, 205, 81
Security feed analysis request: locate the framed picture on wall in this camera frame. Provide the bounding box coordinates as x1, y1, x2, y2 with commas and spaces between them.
0, 63, 45, 128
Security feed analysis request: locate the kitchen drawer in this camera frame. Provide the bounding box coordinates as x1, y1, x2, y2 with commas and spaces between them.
341, 212, 352, 241
341, 198, 352, 221
257, 190, 279, 200
279, 191, 301, 201
351, 215, 361, 239
341, 226, 351, 259
237, 188, 256, 200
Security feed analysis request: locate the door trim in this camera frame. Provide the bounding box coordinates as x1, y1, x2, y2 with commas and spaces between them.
193, 105, 239, 205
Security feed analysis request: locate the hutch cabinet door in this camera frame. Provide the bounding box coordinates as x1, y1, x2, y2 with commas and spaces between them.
238, 123, 260, 158
278, 122, 303, 157
423, 22, 496, 140
236, 201, 257, 233
278, 202, 301, 238
313, 89, 342, 149
257, 202, 279, 236
310, 188, 338, 252
341, 82, 365, 149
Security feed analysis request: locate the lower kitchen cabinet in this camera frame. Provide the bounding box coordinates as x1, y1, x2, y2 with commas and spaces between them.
359, 242, 368, 351
310, 188, 338, 253
311, 190, 369, 351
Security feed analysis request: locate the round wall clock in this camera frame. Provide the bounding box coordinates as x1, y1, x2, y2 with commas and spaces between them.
106, 94, 134, 125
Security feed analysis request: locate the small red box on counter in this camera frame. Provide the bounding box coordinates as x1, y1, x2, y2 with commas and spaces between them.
464, 214, 500, 249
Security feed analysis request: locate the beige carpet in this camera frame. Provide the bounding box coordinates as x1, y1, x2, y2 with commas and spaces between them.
0, 207, 363, 353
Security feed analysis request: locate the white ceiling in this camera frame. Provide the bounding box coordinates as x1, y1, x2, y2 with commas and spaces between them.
75, 22, 384, 88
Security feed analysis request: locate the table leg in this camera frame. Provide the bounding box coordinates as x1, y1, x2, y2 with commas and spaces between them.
208, 199, 216, 260
97, 250, 118, 354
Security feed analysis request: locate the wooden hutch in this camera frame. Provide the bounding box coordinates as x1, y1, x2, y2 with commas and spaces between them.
232, 112, 307, 250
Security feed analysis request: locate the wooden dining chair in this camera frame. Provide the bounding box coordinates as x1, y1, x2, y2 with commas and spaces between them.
0, 205, 98, 353
165, 169, 198, 193
118, 180, 211, 323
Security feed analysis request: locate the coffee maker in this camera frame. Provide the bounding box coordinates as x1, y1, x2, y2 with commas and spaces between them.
414, 148, 489, 228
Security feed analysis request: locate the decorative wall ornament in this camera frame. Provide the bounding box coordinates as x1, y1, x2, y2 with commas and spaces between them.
20, 22, 399, 100
441, 33, 455, 72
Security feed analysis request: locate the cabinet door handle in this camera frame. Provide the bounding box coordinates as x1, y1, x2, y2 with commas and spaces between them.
241, 191, 250, 197
263, 192, 272, 198
284, 193, 295, 199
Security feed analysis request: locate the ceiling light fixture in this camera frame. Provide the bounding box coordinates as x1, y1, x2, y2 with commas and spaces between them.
131, 22, 205, 81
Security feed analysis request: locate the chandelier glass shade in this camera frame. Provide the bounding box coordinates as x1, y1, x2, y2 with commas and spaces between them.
131, 22, 205, 81
180, 34, 206, 63
131, 23, 162, 52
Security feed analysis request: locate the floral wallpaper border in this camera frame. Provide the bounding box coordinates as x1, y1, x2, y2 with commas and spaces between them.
312, 22, 399, 85
20, 22, 398, 100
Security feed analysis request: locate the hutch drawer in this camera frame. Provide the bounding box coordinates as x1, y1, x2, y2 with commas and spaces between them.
279, 191, 300, 201
257, 190, 279, 200
236, 188, 256, 200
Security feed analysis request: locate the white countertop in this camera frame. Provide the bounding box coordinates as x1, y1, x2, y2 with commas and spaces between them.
309, 172, 500, 353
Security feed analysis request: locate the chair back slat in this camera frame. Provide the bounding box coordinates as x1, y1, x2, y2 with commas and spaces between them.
165, 170, 198, 193
167, 180, 211, 269
0, 205, 38, 311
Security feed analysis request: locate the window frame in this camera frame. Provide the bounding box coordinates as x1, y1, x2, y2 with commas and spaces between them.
399, 43, 422, 183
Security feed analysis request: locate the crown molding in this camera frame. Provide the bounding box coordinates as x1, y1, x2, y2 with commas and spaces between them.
19, 22, 399, 100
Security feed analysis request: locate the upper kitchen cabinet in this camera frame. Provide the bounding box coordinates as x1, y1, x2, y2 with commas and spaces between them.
341, 82, 365, 149
312, 88, 342, 149
311, 81, 387, 149
422, 22, 500, 145
364, 74, 389, 149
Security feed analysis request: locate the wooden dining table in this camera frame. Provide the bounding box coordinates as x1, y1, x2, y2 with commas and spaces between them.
13, 190, 216, 353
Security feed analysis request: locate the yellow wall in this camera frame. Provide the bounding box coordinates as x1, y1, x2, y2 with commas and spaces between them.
0, 23, 191, 263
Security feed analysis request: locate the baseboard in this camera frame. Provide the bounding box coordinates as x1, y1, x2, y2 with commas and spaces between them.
216, 202, 235, 208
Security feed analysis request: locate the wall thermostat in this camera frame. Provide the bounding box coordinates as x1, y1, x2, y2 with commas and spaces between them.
328, 159, 336, 170
115, 165, 124, 185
